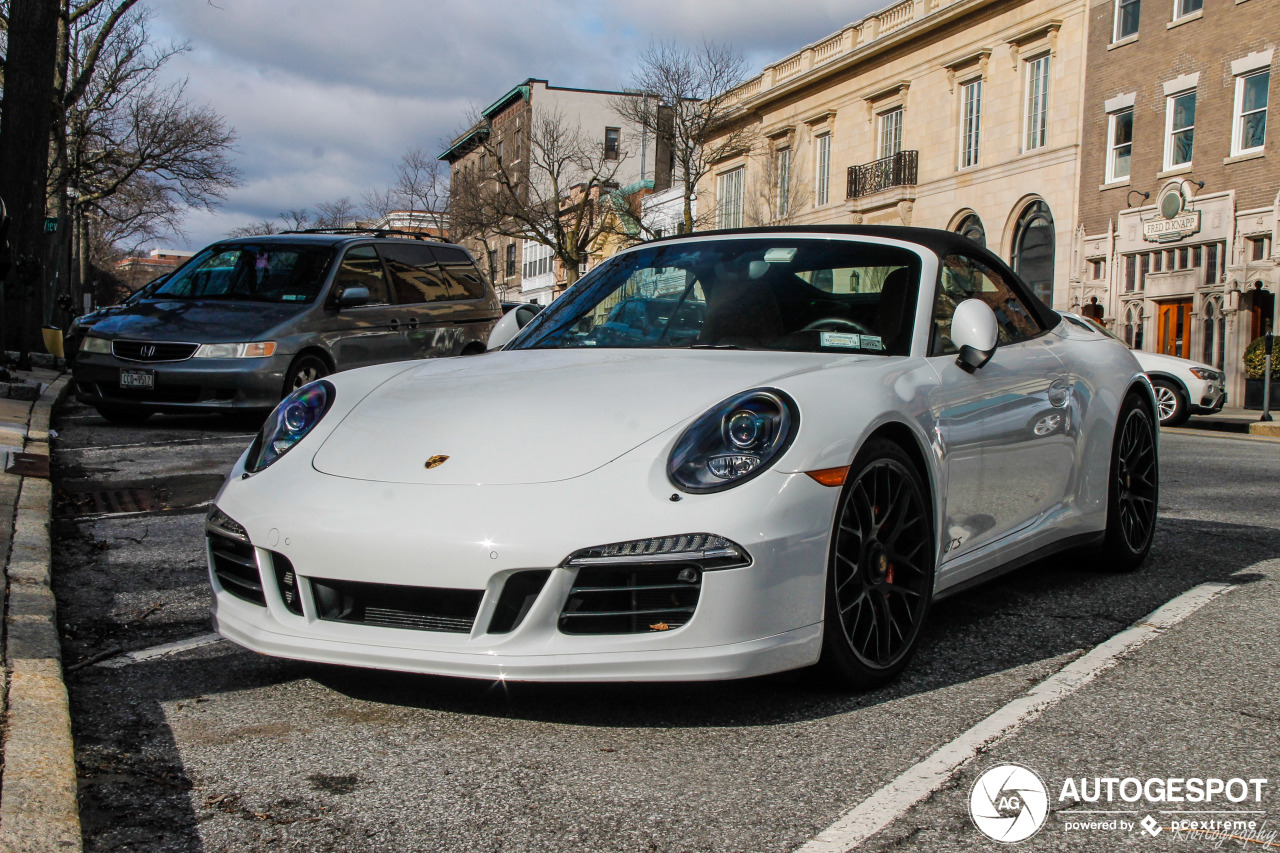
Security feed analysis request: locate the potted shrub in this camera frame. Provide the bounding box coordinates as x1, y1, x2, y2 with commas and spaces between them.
1243, 335, 1280, 409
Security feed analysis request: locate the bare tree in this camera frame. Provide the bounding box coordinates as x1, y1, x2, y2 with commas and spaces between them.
313, 197, 358, 229
225, 218, 282, 238
613, 39, 757, 234
449, 108, 628, 286
391, 146, 450, 234
745, 144, 809, 226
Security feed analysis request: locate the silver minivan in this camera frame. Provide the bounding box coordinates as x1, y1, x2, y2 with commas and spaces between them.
73, 231, 500, 423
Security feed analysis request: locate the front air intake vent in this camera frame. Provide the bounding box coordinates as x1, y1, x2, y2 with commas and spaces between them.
559, 564, 702, 635
487, 570, 551, 635
270, 551, 304, 616
310, 578, 482, 633
208, 533, 264, 606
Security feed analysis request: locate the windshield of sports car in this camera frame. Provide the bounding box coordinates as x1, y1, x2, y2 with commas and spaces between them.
510, 238, 922, 355
153, 244, 335, 303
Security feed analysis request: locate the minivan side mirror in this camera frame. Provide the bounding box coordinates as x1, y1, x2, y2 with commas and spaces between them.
335, 285, 370, 309
951, 298, 999, 373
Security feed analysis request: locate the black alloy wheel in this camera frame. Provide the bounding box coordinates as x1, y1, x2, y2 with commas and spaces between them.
284, 354, 330, 396
821, 438, 934, 688
1100, 393, 1159, 570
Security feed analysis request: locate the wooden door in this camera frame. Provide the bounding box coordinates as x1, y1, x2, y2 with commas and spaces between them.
1157, 299, 1192, 358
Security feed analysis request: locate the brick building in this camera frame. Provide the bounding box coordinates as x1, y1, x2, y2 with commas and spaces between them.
440, 80, 669, 304
1076, 0, 1277, 402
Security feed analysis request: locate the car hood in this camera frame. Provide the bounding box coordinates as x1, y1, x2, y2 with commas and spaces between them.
1132, 349, 1215, 375
313, 348, 864, 485
87, 300, 306, 343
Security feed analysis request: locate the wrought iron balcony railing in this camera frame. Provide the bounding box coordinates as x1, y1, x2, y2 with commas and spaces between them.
847, 150, 918, 199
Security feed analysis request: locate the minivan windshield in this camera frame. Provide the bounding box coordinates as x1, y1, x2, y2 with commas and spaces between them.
154, 244, 335, 303
510, 238, 922, 355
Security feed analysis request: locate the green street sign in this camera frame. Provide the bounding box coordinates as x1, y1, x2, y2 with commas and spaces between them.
43, 217, 58, 233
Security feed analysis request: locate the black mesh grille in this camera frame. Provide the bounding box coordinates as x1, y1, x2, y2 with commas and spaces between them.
487, 570, 551, 634
270, 552, 303, 616
209, 533, 264, 606
559, 564, 701, 634
112, 340, 198, 362
310, 578, 482, 633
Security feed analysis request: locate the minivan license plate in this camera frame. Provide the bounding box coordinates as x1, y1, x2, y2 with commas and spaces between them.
119, 369, 155, 389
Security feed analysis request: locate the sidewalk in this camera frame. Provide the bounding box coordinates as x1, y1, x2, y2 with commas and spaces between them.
1175, 406, 1280, 439
0, 361, 79, 853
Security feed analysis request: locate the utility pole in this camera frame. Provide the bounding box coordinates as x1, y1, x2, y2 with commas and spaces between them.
0, 0, 61, 364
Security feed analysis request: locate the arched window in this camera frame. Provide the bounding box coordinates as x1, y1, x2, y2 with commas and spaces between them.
1124, 302, 1144, 350
955, 213, 986, 248
1011, 201, 1055, 305
1202, 294, 1225, 368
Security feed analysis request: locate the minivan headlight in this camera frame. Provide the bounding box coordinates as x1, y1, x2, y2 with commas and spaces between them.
246, 380, 335, 473
668, 389, 798, 493
80, 336, 111, 354
195, 341, 277, 358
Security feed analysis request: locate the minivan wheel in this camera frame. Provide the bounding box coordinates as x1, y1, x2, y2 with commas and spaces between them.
94, 404, 152, 425
284, 354, 329, 396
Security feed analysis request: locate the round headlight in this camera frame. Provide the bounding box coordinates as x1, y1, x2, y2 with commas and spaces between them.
246, 380, 335, 473
669, 389, 798, 493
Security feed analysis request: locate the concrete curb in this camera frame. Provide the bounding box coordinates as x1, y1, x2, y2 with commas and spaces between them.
0, 374, 80, 853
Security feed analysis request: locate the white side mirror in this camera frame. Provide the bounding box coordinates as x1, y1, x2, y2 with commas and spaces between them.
951, 298, 999, 372
487, 310, 523, 350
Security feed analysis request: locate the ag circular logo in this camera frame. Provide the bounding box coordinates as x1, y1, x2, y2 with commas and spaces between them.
969, 764, 1049, 843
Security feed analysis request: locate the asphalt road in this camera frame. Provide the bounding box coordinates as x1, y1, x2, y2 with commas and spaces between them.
49, 398, 1280, 853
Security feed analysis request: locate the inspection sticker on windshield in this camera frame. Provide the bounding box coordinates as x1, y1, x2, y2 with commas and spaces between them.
820, 332, 862, 349
861, 335, 884, 350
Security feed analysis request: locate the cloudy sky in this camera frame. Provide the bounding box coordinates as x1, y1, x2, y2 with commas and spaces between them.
144, 0, 880, 251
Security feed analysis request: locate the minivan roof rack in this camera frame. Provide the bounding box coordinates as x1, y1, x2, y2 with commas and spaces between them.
281, 227, 445, 242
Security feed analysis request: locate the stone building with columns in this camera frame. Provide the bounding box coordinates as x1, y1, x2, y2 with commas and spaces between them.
1075, 0, 1277, 403
699, 0, 1089, 310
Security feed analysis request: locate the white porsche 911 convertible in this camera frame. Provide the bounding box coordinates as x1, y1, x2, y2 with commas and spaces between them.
206, 226, 1158, 688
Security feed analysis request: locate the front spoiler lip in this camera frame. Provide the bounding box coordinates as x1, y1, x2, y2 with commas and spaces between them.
213, 605, 822, 682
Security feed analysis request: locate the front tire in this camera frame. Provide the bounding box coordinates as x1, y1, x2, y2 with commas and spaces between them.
283, 353, 330, 396
1150, 378, 1188, 427
819, 438, 935, 689
1099, 392, 1159, 571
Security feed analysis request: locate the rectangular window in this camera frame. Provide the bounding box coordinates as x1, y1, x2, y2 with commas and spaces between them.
1251, 236, 1271, 260
1106, 108, 1134, 182
1174, 0, 1202, 18
716, 167, 744, 229
1205, 242, 1218, 284
505, 243, 516, 278
1152, 251, 1162, 272
496, 138, 504, 163
878, 108, 903, 160
1025, 55, 1051, 151
1114, 0, 1140, 39
1140, 252, 1150, 288
776, 147, 792, 217
1178, 247, 1189, 268
1233, 70, 1269, 155
1125, 254, 1136, 292
960, 80, 982, 168
514, 129, 522, 160
815, 134, 831, 206
604, 127, 620, 160
1165, 90, 1196, 169
488, 249, 498, 278
1191, 245, 1202, 268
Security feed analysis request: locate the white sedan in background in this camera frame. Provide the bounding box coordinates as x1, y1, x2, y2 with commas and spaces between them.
1078, 317, 1226, 426
206, 227, 1159, 688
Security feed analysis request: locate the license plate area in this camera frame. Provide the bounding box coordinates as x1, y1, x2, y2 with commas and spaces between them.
119, 368, 155, 389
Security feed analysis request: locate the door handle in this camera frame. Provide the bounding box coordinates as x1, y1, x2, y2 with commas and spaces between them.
386, 319, 400, 331
405, 317, 420, 330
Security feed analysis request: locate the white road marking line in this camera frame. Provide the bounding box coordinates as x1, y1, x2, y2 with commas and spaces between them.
71, 499, 212, 522
96, 632, 226, 668
61, 434, 255, 452
797, 581, 1236, 853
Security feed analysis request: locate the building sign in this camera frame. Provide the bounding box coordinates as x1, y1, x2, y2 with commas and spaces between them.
1143, 185, 1202, 243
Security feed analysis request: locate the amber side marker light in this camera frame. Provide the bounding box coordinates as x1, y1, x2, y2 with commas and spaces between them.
806, 466, 850, 487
